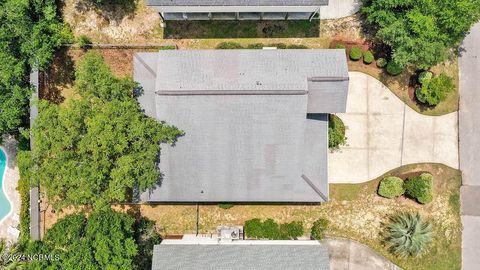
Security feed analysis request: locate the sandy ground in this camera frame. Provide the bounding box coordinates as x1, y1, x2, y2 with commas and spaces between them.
0, 136, 21, 243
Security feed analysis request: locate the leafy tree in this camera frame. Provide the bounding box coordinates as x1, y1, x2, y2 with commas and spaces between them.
31, 52, 182, 209
415, 74, 454, 106
378, 176, 405, 198
0, 0, 71, 136
361, 0, 480, 68
25, 209, 138, 270
385, 212, 432, 257
310, 218, 329, 240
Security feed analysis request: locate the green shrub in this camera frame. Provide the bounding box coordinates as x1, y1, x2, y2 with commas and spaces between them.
77, 35, 92, 49
385, 212, 432, 257
404, 173, 434, 204
363, 51, 374, 64
310, 218, 329, 240
335, 43, 346, 49
286, 44, 309, 49
158, 45, 177, 50
218, 202, 234, 209
378, 176, 405, 198
17, 150, 33, 247
246, 43, 265, 49
329, 114, 346, 150
349, 47, 362, 61
216, 42, 244, 49
386, 61, 404, 76
245, 218, 303, 240
267, 43, 287, 49
418, 71, 433, 85
415, 74, 454, 106
376, 58, 387, 68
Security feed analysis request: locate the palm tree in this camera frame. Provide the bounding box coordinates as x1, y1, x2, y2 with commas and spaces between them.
385, 212, 432, 257
0, 240, 25, 269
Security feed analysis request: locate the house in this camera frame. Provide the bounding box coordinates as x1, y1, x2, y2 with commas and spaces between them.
151, 228, 330, 270
134, 48, 349, 203
146, 0, 329, 21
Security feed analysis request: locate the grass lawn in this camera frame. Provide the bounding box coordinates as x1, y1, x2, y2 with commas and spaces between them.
111, 163, 461, 270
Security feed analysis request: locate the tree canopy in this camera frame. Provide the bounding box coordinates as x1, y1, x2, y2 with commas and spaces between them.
0, 0, 71, 135
361, 0, 480, 68
25, 209, 138, 270
30, 52, 182, 209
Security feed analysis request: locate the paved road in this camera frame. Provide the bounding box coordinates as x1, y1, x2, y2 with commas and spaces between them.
459, 22, 480, 270
329, 72, 458, 183
322, 238, 400, 270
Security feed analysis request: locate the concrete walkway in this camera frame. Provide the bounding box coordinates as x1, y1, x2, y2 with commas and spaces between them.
329, 72, 458, 183
322, 238, 400, 270
459, 21, 480, 270
320, 0, 361, 19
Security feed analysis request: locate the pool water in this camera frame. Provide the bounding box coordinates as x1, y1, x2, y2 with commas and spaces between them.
0, 148, 11, 223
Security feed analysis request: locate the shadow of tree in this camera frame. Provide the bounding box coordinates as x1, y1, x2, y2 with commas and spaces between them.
164, 20, 320, 39
73, 0, 137, 25
40, 48, 75, 104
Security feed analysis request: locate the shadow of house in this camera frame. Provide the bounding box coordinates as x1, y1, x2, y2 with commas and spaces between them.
163, 20, 320, 39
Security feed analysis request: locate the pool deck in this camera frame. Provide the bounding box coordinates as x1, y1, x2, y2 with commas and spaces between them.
0, 135, 21, 243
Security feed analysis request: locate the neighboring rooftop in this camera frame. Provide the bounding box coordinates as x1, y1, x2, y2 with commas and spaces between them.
152, 239, 330, 270
146, 0, 328, 6
135, 49, 348, 203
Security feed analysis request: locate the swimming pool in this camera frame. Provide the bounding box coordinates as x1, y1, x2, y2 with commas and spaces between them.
0, 148, 12, 223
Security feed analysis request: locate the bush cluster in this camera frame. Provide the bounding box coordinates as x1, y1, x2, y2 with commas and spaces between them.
378, 176, 405, 198
415, 74, 454, 106
349, 47, 362, 61
404, 173, 434, 204
245, 218, 303, 240
310, 218, 329, 240
216, 42, 309, 50
328, 114, 347, 150
418, 71, 433, 85
363, 51, 375, 64
218, 203, 234, 209
386, 61, 404, 75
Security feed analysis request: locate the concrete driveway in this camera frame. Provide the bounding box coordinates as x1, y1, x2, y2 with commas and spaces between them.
329, 72, 458, 183
320, 0, 361, 19
322, 238, 400, 270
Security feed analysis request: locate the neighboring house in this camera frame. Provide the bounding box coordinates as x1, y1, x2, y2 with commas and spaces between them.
146, 0, 328, 21
134, 49, 349, 203
152, 229, 330, 270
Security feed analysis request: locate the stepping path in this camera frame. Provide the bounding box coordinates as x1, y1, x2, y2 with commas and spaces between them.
329, 72, 458, 184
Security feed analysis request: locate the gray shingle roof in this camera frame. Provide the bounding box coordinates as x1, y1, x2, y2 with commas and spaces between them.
134, 49, 348, 202
146, 0, 328, 6
152, 244, 330, 270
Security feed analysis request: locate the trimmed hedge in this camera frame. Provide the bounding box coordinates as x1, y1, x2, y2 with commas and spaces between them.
386, 61, 404, 76
378, 176, 405, 198
17, 150, 33, 246
349, 47, 362, 61
216, 42, 243, 49
363, 51, 374, 64
404, 173, 433, 204
376, 58, 387, 68
310, 218, 329, 240
245, 218, 303, 240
